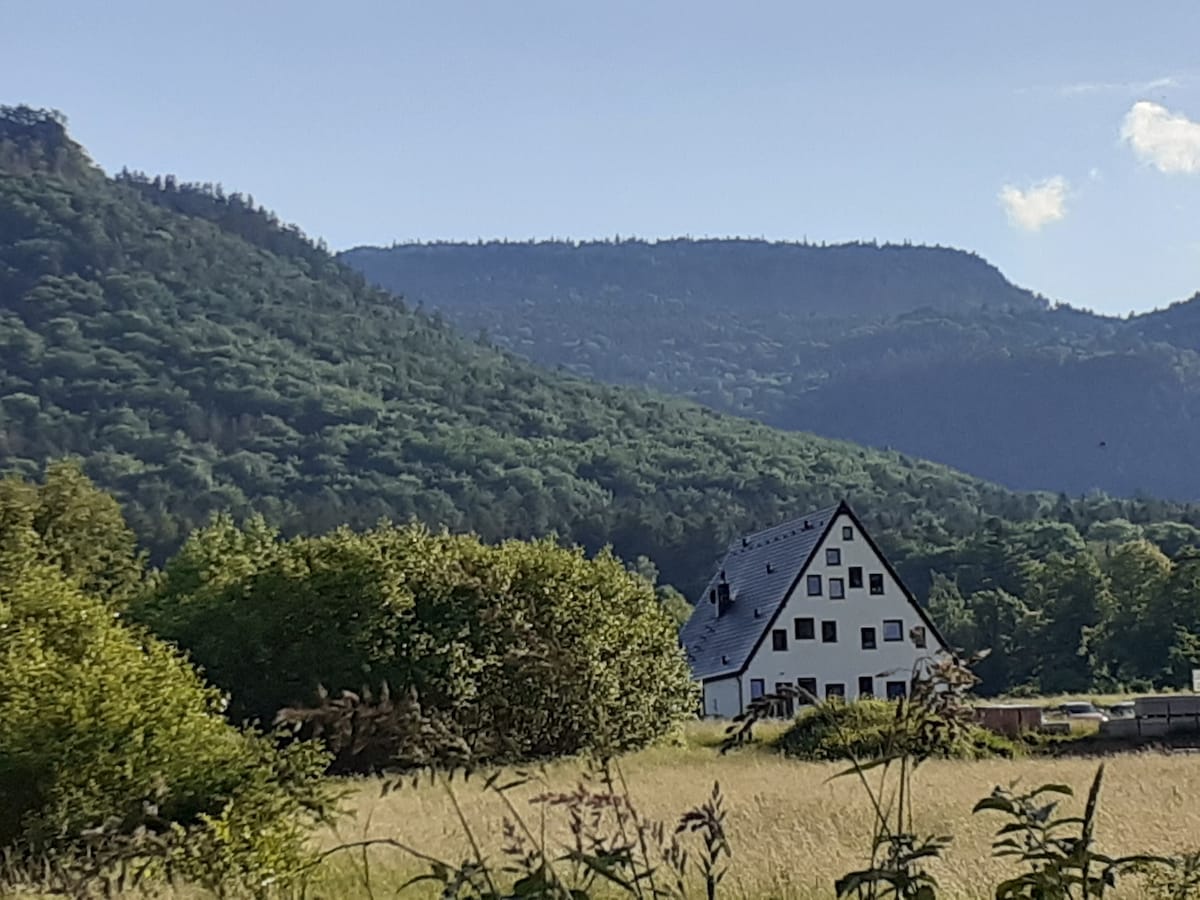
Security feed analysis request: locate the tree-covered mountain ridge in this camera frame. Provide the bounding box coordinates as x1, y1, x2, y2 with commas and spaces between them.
5, 104, 1200, 603
341, 241, 1200, 501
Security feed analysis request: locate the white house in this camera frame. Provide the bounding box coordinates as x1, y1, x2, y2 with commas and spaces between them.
680, 501, 948, 717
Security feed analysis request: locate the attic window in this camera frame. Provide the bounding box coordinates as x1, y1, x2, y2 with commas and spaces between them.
826, 548, 841, 566
883, 619, 903, 642
843, 525, 854, 540
807, 575, 822, 596
849, 567, 864, 589
912, 626, 927, 649
869, 573, 884, 595
771, 629, 788, 651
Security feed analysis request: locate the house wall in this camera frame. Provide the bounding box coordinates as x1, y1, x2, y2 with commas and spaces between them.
702, 677, 741, 718
739, 511, 943, 709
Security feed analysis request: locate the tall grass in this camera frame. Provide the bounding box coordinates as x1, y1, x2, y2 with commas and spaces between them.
312, 745, 1200, 899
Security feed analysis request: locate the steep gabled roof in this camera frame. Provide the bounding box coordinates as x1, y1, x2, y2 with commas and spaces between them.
680, 503, 842, 681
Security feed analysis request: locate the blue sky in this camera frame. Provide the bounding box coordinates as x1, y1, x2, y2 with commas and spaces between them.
6, 1, 1200, 315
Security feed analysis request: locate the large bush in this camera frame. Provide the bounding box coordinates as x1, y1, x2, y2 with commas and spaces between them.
778, 698, 1016, 761
0, 475, 331, 890
138, 518, 698, 766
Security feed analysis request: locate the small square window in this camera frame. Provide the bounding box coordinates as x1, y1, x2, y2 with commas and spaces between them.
826, 548, 841, 566
883, 619, 904, 642
849, 566, 863, 589
829, 577, 845, 599
794, 617, 815, 640
869, 573, 885, 595
807, 574, 822, 596
858, 676, 874, 697
821, 620, 838, 643
825, 683, 845, 700
912, 626, 927, 649
750, 678, 765, 699
772, 629, 788, 651
861, 626, 877, 650
796, 677, 818, 703
843, 525, 854, 540
886, 680, 908, 700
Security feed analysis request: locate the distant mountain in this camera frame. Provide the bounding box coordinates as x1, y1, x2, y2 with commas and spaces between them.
342, 240, 1200, 501
4, 105, 1199, 602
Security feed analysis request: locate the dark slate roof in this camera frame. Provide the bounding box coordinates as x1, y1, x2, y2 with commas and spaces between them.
680, 503, 843, 681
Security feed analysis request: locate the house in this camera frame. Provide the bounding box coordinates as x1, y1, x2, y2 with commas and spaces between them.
680, 500, 947, 718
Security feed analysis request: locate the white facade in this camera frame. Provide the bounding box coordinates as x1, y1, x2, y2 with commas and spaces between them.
702, 676, 741, 718
716, 510, 942, 715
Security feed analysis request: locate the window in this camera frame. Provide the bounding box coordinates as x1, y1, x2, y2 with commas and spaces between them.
826, 548, 841, 566
807, 574, 822, 596
773, 683, 795, 718
858, 676, 874, 697
825, 683, 845, 700
843, 525, 854, 540
794, 617, 815, 640
869, 573, 884, 595
771, 629, 788, 651
848, 566, 863, 589
912, 626, 927, 649
749, 678, 766, 700
821, 620, 838, 643
886, 680, 908, 700
883, 619, 904, 642
796, 677, 818, 702
860, 626, 877, 650
829, 577, 845, 599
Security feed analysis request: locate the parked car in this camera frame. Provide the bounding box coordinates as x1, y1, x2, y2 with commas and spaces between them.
1056, 701, 1109, 723
1106, 701, 1136, 719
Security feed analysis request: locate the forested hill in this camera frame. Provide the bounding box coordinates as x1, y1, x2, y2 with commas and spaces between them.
3, 104, 1200, 602
345, 239, 1049, 318
342, 241, 1200, 501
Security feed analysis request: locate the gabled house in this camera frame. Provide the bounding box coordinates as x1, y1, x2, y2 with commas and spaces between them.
680, 500, 947, 717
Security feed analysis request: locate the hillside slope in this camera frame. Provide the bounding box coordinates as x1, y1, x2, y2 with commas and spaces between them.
342, 241, 1200, 500
3, 106, 1198, 598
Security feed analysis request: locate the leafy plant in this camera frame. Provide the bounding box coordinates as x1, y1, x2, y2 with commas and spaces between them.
973, 764, 1167, 899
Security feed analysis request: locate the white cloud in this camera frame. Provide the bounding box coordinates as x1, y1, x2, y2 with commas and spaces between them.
1018, 74, 1185, 98
1121, 100, 1200, 174
998, 177, 1069, 232
1057, 75, 1178, 97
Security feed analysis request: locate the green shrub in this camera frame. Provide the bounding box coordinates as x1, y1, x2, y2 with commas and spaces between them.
778, 699, 1018, 761
138, 518, 699, 768
0, 501, 332, 890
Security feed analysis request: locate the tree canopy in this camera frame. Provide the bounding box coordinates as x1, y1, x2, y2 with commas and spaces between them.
5, 105, 1200, 603
343, 239, 1200, 501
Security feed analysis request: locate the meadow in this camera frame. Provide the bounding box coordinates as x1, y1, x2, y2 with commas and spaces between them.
308, 722, 1200, 900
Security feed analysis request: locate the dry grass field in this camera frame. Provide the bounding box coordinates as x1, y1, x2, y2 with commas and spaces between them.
308, 726, 1200, 900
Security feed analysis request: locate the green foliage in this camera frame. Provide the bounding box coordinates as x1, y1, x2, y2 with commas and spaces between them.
139, 519, 698, 767
0, 460, 147, 605
6, 106, 1200, 615
345, 240, 1200, 503
778, 699, 1016, 763
0, 473, 332, 891
973, 765, 1167, 899
7, 107, 1200, 698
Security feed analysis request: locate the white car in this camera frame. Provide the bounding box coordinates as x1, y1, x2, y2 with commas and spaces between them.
1057, 701, 1109, 723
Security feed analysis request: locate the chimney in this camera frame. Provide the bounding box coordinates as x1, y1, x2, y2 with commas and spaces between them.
716, 571, 733, 616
